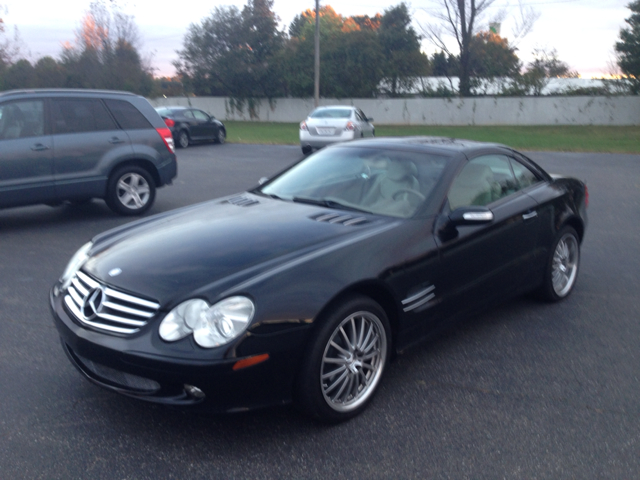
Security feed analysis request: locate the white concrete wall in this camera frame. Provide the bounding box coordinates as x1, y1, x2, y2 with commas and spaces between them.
150, 96, 640, 126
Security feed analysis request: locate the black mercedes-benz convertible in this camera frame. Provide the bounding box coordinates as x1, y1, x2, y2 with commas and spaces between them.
50, 137, 588, 422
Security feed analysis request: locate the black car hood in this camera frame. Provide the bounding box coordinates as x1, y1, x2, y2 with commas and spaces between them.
83, 194, 396, 306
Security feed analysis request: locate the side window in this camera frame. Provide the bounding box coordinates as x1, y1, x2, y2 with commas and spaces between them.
103, 99, 152, 130
183, 110, 195, 119
0, 100, 45, 140
448, 155, 516, 210
510, 158, 540, 189
192, 110, 209, 121
51, 98, 117, 134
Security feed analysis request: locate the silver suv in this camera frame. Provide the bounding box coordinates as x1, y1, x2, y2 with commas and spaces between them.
0, 89, 177, 215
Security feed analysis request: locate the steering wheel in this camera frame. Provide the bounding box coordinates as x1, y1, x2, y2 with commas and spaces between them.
392, 188, 426, 201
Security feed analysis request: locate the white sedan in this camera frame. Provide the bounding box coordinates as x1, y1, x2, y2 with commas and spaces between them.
299, 105, 375, 154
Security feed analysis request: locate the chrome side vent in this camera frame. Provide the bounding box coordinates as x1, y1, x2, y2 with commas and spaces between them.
225, 195, 260, 207
311, 212, 368, 226
64, 271, 160, 335
402, 285, 436, 312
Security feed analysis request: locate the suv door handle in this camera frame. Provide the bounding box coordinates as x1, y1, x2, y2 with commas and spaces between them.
522, 211, 538, 220
109, 137, 125, 144
31, 143, 50, 151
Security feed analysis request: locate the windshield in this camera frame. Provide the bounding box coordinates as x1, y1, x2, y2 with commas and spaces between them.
310, 108, 352, 119
259, 146, 449, 218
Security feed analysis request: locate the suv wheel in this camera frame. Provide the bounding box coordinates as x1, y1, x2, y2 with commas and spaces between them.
106, 166, 156, 216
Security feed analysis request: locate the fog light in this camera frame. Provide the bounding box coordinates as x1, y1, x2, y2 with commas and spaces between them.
184, 384, 206, 399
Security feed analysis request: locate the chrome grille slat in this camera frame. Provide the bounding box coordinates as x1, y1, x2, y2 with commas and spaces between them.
71, 277, 89, 296
95, 312, 147, 327
102, 300, 156, 318
103, 287, 160, 309
63, 272, 159, 335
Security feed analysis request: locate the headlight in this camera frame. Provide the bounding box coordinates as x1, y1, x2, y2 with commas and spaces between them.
159, 296, 255, 348
59, 242, 92, 289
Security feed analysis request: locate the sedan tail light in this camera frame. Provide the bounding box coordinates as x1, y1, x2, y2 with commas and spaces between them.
163, 117, 175, 128
345, 121, 356, 131
300, 121, 308, 131
156, 127, 175, 153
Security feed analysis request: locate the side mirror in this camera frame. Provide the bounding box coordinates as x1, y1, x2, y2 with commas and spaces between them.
448, 206, 494, 226
367, 117, 374, 122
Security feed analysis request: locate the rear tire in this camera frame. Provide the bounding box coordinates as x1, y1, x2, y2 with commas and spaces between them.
302, 145, 312, 155
537, 226, 580, 301
106, 165, 156, 216
177, 130, 189, 148
295, 295, 390, 423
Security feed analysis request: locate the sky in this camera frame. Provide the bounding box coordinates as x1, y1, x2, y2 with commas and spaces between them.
0, 0, 632, 79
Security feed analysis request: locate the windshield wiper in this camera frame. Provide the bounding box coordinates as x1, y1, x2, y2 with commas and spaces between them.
292, 196, 369, 213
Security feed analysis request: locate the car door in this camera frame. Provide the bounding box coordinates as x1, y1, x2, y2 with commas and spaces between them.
51, 97, 132, 200
190, 109, 217, 141
434, 153, 541, 313
0, 99, 54, 208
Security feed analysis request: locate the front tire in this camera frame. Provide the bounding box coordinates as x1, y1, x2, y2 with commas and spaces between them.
106, 166, 156, 216
216, 128, 226, 144
295, 295, 391, 423
538, 226, 580, 301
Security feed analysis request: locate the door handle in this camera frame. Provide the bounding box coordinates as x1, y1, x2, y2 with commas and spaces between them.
31, 143, 50, 151
109, 137, 125, 144
522, 211, 538, 220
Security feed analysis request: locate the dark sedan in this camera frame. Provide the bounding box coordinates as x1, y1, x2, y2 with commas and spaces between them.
50, 137, 587, 422
155, 106, 226, 148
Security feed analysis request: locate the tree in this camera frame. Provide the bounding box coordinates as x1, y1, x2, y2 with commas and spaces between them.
175, 0, 285, 98
615, 0, 640, 94
378, 3, 430, 97
60, 0, 153, 94
468, 32, 520, 79
2, 58, 36, 89
422, 0, 539, 96
422, 0, 496, 96
506, 48, 578, 96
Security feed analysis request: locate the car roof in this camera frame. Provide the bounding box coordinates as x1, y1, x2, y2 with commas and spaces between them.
313, 105, 355, 110
338, 136, 509, 155
0, 89, 138, 99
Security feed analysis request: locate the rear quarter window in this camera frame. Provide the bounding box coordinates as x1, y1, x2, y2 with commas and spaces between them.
104, 99, 152, 130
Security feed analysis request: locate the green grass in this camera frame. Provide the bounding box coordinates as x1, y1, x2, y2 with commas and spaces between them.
224, 121, 640, 154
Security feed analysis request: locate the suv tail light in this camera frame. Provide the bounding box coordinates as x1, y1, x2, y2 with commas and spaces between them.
300, 121, 308, 131
163, 118, 175, 128
584, 184, 589, 208
156, 127, 175, 153
345, 121, 356, 131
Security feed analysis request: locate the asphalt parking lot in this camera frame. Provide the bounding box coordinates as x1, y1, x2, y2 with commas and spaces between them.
1, 143, 639, 479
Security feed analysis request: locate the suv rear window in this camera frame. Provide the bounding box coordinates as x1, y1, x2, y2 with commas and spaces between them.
104, 99, 152, 130
51, 98, 118, 134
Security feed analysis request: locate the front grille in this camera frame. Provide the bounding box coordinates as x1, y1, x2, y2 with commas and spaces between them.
64, 271, 160, 335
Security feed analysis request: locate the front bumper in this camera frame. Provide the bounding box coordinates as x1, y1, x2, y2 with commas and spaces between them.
50, 286, 310, 412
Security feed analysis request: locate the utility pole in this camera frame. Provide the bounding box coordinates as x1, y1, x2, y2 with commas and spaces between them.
314, 0, 320, 107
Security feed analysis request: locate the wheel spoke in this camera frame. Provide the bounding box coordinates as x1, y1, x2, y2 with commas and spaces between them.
329, 340, 351, 357
322, 365, 347, 380
324, 369, 348, 396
